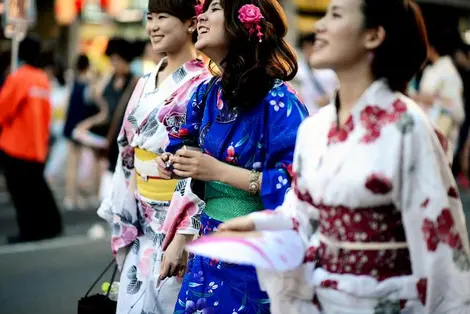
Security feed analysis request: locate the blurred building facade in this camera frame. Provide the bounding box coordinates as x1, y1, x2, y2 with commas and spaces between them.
0, 0, 470, 69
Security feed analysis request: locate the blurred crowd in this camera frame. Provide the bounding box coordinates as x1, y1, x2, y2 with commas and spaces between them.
0, 35, 163, 243
1, 25, 470, 244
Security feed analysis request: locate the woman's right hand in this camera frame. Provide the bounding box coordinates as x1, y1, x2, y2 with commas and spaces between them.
156, 153, 173, 179
218, 216, 256, 232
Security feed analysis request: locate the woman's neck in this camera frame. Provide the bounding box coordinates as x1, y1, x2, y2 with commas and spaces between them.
165, 42, 198, 74
336, 61, 375, 113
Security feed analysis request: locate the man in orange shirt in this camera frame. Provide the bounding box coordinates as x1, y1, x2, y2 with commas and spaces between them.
0, 35, 62, 244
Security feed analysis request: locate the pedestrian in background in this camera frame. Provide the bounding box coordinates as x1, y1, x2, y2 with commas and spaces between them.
0, 35, 62, 244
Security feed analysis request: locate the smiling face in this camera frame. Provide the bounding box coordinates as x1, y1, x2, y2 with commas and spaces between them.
196, 0, 228, 64
146, 12, 194, 54
310, 0, 381, 71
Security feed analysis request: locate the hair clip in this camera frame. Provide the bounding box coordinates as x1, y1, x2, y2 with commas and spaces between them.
195, 0, 204, 16
238, 4, 264, 42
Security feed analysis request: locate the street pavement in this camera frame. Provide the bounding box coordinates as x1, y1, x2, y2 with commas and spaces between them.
0, 178, 112, 314
0, 179, 470, 314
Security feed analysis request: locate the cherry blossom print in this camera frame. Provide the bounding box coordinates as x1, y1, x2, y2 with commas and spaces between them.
304, 246, 317, 263
448, 186, 459, 199
365, 173, 393, 195
416, 278, 427, 305
292, 177, 314, 206
434, 128, 449, 153
360, 100, 409, 143
320, 279, 339, 289
276, 175, 288, 190
422, 209, 464, 252
422, 219, 440, 251
270, 99, 285, 112
327, 116, 354, 145
185, 298, 215, 314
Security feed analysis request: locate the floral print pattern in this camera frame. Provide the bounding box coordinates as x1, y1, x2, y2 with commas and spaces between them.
247, 80, 470, 313
169, 79, 305, 313
97, 58, 211, 314
174, 214, 271, 314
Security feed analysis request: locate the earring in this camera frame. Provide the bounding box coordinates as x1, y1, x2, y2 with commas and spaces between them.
188, 28, 195, 33
368, 52, 374, 63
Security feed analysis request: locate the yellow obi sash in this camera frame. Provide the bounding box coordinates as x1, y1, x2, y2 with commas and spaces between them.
134, 148, 177, 201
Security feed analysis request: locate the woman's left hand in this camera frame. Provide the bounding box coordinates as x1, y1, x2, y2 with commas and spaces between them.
170, 148, 224, 181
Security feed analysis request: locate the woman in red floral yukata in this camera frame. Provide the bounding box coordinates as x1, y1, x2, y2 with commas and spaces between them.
214, 0, 470, 313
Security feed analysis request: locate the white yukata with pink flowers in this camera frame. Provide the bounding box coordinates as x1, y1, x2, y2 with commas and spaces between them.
247, 80, 470, 313
98, 57, 211, 314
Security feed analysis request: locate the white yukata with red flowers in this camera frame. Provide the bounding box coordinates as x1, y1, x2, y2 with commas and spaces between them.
248, 80, 470, 313
98, 58, 211, 314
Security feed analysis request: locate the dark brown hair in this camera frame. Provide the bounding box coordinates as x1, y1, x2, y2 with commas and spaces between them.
362, 0, 428, 93
148, 0, 199, 21
148, 0, 201, 42
203, 0, 298, 109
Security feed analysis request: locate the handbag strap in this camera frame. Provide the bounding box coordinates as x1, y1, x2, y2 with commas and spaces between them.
84, 259, 118, 298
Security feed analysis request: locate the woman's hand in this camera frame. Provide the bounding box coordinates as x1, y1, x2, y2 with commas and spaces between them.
170, 148, 224, 181
218, 216, 256, 232
156, 153, 173, 179
159, 234, 192, 281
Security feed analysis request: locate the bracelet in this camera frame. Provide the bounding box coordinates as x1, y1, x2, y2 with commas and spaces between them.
249, 170, 261, 196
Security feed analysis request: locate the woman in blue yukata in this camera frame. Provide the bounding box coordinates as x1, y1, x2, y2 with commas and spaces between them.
156, 0, 308, 312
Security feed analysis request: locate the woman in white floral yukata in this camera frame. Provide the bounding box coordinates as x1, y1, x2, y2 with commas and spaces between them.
216, 0, 470, 313
97, 0, 211, 313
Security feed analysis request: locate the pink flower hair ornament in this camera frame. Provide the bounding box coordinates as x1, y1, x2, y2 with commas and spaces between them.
195, 0, 205, 16
238, 4, 264, 42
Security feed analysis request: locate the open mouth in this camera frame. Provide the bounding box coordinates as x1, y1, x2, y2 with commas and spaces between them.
198, 26, 210, 35
313, 38, 328, 51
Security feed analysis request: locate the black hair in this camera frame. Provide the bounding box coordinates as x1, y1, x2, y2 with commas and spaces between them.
203, 0, 298, 110
105, 37, 136, 63
19, 34, 41, 67
362, 0, 428, 93
76, 54, 90, 72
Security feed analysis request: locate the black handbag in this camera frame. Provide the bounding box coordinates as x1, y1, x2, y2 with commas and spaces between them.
77, 259, 118, 314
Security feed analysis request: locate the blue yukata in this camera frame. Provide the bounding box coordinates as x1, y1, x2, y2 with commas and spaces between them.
166, 78, 308, 314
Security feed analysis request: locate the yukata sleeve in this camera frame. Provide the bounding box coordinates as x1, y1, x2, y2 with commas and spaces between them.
260, 83, 309, 210
251, 117, 320, 246
97, 77, 147, 222
166, 80, 211, 154
398, 111, 470, 312
251, 118, 321, 314
161, 178, 205, 250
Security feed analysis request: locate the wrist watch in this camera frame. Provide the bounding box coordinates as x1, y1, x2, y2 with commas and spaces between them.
249, 170, 261, 196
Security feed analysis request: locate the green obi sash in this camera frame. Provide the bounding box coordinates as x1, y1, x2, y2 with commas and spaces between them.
204, 181, 264, 222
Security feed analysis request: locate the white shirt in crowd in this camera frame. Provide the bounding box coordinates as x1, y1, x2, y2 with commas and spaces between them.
419, 55, 464, 150
294, 56, 338, 115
